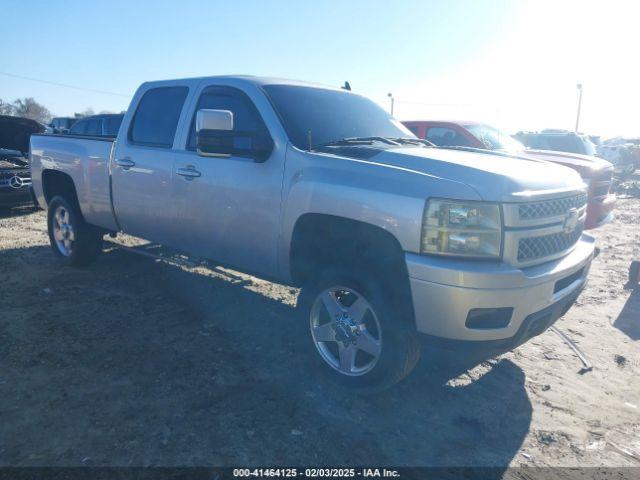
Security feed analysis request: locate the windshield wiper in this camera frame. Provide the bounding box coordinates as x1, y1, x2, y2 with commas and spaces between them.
435, 145, 490, 152
314, 136, 401, 149
386, 137, 435, 147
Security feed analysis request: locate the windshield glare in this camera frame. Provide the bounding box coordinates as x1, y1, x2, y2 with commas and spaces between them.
464, 124, 525, 153
582, 137, 597, 156
263, 85, 414, 150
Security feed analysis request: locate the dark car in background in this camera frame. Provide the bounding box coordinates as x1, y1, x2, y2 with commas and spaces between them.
0, 115, 44, 208
68, 113, 124, 138
49, 117, 79, 134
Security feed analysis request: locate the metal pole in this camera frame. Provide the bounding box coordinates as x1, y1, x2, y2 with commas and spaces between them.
388, 93, 394, 116
575, 83, 583, 132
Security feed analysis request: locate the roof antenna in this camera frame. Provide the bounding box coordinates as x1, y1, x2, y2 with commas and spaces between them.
342, 81, 351, 91
307, 130, 313, 151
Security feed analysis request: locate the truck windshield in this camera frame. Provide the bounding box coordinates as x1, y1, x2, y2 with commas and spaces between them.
463, 124, 525, 153
263, 85, 413, 150
581, 138, 597, 156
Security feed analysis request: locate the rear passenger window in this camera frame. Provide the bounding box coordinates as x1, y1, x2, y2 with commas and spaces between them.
129, 87, 188, 148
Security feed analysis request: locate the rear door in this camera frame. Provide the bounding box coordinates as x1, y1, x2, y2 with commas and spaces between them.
111, 85, 189, 247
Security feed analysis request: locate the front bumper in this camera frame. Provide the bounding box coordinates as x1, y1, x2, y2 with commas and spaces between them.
406, 234, 595, 343
0, 185, 32, 206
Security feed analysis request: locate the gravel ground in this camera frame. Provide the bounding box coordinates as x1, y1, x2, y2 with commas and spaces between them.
0, 184, 638, 468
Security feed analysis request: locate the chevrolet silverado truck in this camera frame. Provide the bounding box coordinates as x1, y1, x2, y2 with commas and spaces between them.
403, 121, 616, 229
30, 76, 595, 391
1, 115, 43, 208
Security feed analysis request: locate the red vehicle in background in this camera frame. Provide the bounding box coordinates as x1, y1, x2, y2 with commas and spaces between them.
403, 121, 616, 229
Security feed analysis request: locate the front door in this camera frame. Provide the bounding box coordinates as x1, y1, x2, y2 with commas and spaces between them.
172, 85, 283, 277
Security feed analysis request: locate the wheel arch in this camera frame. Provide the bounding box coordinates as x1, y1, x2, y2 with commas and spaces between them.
289, 214, 413, 315
41, 169, 82, 214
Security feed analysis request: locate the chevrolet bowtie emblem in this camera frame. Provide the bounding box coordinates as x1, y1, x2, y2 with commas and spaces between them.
563, 208, 579, 234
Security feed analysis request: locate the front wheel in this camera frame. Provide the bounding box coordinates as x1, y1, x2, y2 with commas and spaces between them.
298, 269, 421, 393
47, 195, 103, 266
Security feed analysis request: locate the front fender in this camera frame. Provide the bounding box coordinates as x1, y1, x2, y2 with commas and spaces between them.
277, 147, 480, 281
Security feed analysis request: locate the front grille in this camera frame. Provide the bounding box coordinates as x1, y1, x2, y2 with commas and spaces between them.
518, 194, 587, 220
517, 223, 584, 262
0, 170, 31, 188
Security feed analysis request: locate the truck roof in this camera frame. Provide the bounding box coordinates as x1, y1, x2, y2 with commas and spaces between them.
141, 75, 341, 91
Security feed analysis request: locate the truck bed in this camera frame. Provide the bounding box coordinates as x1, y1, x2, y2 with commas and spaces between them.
30, 134, 119, 231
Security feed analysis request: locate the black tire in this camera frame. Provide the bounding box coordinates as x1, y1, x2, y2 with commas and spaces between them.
298, 267, 421, 393
47, 195, 103, 266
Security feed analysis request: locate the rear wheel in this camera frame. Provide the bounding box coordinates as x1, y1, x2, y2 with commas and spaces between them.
47, 195, 103, 266
299, 268, 421, 393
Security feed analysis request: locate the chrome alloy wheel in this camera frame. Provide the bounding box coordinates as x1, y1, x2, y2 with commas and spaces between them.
310, 286, 382, 376
52, 205, 75, 257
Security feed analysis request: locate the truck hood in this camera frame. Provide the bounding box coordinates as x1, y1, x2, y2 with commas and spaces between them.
0, 115, 44, 156
521, 149, 613, 178
368, 146, 585, 202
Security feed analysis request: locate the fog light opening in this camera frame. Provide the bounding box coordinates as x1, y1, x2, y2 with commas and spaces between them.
465, 307, 513, 329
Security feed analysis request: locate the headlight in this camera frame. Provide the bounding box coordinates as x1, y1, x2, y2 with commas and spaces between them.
421, 199, 502, 258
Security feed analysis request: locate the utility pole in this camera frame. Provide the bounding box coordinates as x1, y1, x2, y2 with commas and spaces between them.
575, 83, 583, 133
387, 92, 394, 116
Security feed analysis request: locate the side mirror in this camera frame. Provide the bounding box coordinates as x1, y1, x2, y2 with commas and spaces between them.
196, 109, 272, 162
197, 109, 233, 132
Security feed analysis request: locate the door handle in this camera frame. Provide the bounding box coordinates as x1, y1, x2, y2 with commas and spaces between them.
176, 166, 202, 179
114, 158, 135, 169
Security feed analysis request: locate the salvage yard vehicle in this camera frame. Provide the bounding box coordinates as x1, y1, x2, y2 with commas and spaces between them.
514, 130, 599, 156
49, 117, 79, 134
0, 115, 43, 208
404, 121, 616, 229
68, 113, 124, 138
597, 140, 638, 176
30, 76, 595, 391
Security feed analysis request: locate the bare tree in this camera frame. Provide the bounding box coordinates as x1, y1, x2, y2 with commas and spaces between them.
12, 97, 52, 124
80, 108, 95, 117
0, 98, 15, 115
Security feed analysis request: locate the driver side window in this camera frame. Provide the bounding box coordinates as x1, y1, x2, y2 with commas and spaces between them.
187, 86, 269, 151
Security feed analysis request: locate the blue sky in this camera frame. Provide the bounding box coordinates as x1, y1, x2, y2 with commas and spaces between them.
2, 0, 638, 136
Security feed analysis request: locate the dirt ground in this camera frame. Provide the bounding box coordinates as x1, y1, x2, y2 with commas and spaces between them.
0, 181, 639, 469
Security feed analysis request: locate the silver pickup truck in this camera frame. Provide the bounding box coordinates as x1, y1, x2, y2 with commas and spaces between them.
30, 76, 595, 391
